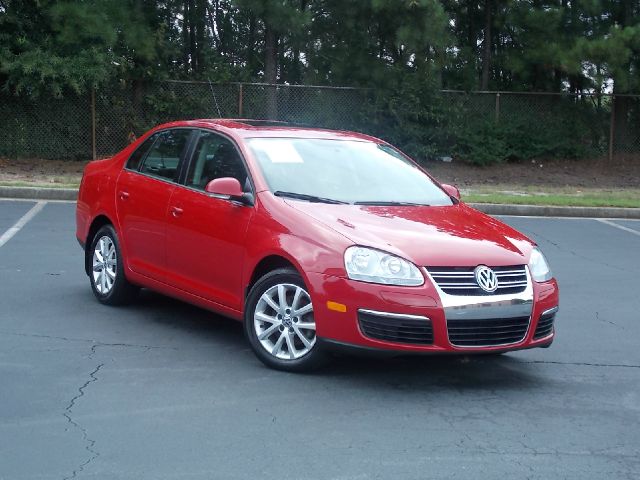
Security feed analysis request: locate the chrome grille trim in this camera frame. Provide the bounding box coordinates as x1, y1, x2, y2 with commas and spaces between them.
426, 265, 528, 296
424, 266, 534, 348
357, 309, 433, 345
533, 306, 559, 340
358, 309, 430, 321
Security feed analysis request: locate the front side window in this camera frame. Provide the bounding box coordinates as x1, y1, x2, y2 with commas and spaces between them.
247, 138, 452, 205
140, 129, 192, 182
186, 131, 249, 191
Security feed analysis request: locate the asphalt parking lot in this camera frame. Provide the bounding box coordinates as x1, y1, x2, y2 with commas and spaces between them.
1, 199, 639, 480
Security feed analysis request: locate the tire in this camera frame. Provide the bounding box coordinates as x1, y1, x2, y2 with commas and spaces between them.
88, 224, 139, 305
244, 268, 328, 372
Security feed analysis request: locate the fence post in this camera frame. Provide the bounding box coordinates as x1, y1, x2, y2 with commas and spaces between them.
238, 83, 244, 117
91, 88, 97, 160
608, 95, 615, 162
495, 92, 501, 122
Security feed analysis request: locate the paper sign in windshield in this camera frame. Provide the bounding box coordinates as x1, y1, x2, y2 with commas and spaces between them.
252, 139, 304, 163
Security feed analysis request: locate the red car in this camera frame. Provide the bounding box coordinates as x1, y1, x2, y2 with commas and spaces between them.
76, 120, 559, 371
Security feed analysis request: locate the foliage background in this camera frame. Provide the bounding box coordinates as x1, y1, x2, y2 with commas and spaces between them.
0, 0, 639, 163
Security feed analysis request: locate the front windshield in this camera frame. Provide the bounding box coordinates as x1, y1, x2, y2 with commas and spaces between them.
247, 138, 453, 206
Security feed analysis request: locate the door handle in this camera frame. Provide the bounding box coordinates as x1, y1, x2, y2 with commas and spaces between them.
170, 206, 183, 217
119, 191, 130, 200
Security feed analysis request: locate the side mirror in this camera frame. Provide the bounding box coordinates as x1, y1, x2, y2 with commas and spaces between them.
205, 177, 253, 205
441, 183, 461, 201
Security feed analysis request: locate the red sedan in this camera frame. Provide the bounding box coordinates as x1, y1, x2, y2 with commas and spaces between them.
76, 120, 559, 371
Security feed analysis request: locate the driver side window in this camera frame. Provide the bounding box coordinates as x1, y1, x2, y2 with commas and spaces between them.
186, 131, 249, 191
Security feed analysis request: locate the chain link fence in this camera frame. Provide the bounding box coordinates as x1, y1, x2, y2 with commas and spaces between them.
1, 81, 638, 162
439, 91, 620, 162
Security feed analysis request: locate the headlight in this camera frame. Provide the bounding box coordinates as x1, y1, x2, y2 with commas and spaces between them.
528, 247, 553, 282
344, 246, 424, 286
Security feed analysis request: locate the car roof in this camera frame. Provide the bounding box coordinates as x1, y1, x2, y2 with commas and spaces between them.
152, 119, 383, 143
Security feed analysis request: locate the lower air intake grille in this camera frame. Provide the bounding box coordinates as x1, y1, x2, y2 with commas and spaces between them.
534, 309, 556, 339
358, 310, 433, 345
447, 317, 530, 347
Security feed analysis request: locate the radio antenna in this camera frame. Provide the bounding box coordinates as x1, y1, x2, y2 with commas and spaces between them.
208, 78, 222, 117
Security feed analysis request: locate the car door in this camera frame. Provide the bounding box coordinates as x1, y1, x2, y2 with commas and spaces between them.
116, 128, 195, 281
165, 130, 255, 310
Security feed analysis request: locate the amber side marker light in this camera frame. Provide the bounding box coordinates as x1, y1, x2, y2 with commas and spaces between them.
327, 301, 347, 313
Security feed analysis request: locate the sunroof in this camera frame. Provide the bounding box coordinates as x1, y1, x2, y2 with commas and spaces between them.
238, 120, 293, 127
234, 119, 317, 128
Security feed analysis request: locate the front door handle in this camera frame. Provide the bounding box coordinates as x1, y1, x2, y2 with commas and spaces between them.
119, 191, 130, 200
170, 206, 183, 217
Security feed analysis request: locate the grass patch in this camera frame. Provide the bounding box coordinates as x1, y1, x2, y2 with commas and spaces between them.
465, 188, 640, 208
0, 180, 80, 189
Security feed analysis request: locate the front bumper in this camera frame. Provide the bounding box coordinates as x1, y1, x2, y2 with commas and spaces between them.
306, 271, 559, 354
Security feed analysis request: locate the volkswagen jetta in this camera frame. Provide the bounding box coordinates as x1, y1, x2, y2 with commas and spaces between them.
76, 120, 559, 371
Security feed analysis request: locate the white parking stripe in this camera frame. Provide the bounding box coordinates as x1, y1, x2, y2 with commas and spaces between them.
0, 201, 47, 248
597, 218, 640, 237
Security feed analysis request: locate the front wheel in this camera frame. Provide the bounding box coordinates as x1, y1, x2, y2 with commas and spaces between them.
88, 224, 138, 305
244, 268, 328, 372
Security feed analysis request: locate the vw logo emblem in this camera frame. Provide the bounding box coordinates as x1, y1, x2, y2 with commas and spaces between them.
475, 265, 498, 293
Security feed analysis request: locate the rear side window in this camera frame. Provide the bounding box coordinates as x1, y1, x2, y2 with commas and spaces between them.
126, 133, 158, 171
140, 129, 192, 182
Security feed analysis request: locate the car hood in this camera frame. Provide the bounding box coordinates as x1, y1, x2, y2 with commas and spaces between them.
285, 201, 534, 267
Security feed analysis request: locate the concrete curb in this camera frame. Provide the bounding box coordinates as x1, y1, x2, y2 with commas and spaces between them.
1, 186, 639, 218
469, 202, 640, 219
0, 186, 78, 201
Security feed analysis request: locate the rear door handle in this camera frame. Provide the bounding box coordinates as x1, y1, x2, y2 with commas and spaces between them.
119, 191, 130, 200
170, 206, 183, 217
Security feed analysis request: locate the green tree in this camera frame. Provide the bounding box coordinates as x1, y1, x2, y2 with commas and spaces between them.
0, 0, 169, 96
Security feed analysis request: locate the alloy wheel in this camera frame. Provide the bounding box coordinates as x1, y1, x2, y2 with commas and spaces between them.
92, 235, 117, 295
253, 283, 316, 360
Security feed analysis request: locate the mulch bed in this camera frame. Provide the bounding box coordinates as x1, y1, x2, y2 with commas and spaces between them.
425, 157, 640, 189
1, 156, 639, 189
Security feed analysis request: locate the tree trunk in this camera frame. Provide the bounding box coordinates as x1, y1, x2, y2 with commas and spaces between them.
291, 0, 307, 84
248, 13, 256, 76
467, 0, 476, 70
480, 0, 492, 90
188, 0, 197, 72
611, 0, 635, 155
265, 22, 278, 119
195, 0, 207, 73
183, 1, 190, 74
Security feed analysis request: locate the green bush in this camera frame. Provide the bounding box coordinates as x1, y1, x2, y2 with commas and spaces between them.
453, 113, 597, 165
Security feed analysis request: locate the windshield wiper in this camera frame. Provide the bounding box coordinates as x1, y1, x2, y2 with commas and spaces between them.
274, 191, 349, 204
354, 201, 430, 206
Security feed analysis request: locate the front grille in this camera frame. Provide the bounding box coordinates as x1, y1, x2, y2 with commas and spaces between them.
358, 310, 433, 345
447, 316, 530, 347
534, 310, 556, 339
427, 265, 528, 296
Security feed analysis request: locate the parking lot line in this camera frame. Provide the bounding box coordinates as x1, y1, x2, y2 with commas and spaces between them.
0, 201, 47, 248
596, 218, 640, 237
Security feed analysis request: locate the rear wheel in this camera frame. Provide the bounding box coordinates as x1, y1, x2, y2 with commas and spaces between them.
244, 268, 327, 372
89, 224, 138, 305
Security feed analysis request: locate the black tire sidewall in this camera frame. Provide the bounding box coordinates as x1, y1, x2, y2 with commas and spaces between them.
244, 268, 326, 372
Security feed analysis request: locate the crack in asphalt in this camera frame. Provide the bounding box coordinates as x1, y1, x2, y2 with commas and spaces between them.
519, 226, 634, 274
595, 311, 624, 330
0, 330, 177, 352
62, 363, 104, 480
88, 342, 152, 359
519, 360, 640, 369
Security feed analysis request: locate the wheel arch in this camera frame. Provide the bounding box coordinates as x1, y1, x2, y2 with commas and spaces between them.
245, 254, 301, 299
